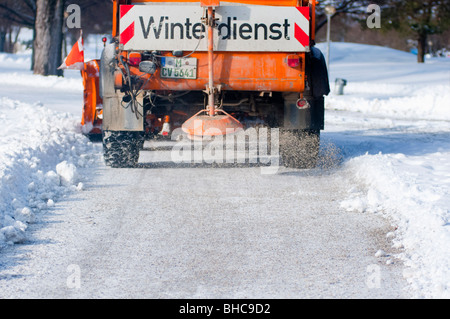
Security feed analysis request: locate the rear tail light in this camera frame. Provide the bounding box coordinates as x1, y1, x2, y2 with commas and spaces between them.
128, 52, 141, 66
286, 54, 300, 68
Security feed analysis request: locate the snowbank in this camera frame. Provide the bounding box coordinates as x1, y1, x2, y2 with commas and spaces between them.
0, 52, 83, 92
318, 42, 450, 121
326, 84, 450, 121
340, 152, 450, 298
322, 42, 450, 298
0, 97, 98, 245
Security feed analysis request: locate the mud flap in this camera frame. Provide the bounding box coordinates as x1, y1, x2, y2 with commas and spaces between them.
102, 93, 144, 131
283, 46, 329, 130
100, 43, 143, 132
283, 95, 324, 130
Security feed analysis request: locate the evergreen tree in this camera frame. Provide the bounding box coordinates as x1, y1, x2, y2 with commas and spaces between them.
382, 0, 450, 63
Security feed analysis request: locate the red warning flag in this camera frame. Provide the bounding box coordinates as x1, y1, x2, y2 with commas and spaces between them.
58, 31, 84, 70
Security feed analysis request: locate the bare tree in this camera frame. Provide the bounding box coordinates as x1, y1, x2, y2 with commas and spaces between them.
33, 0, 65, 76
0, 0, 35, 28
315, 0, 371, 34
0, 0, 112, 75
0, 0, 35, 53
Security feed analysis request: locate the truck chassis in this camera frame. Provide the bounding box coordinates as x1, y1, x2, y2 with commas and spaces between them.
82, 0, 330, 168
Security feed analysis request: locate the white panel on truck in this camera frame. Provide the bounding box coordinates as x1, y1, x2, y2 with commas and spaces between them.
119, 4, 310, 52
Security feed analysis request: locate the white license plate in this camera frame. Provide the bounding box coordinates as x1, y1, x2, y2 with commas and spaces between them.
160, 57, 197, 79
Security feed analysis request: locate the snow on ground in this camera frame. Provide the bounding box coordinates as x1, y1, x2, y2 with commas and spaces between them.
0, 38, 449, 298
318, 42, 450, 298
0, 97, 99, 245
0, 35, 107, 247
0, 50, 100, 247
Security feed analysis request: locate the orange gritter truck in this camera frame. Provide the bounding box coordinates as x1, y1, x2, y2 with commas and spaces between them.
81, 0, 330, 168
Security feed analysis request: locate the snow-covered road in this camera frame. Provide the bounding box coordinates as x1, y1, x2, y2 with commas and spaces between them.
0, 154, 409, 298
0, 41, 449, 299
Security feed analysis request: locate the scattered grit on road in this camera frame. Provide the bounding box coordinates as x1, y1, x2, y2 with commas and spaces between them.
0, 151, 410, 298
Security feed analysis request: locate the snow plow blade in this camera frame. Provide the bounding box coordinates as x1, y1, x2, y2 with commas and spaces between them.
81, 60, 103, 138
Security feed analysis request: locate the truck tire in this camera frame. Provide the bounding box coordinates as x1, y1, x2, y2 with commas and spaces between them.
102, 131, 144, 168
279, 129, 320, 169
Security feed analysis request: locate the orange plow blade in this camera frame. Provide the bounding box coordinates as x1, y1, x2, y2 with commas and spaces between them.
81, 60, 103, 136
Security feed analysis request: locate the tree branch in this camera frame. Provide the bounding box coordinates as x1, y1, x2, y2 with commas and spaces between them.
0, 4, 35, 27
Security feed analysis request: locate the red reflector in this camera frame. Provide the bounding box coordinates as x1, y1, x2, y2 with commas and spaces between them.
287, 55, 300, 68
128, 52, 141, 66
297, 100, 307, 107
296, 98, 310, 109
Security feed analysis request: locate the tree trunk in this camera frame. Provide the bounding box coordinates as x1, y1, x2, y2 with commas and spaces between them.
0, 31, 5, 52
31, 27, 35, 71
0, 27, 13, 53
417, 32, 427, 63
33, 0, 65, 76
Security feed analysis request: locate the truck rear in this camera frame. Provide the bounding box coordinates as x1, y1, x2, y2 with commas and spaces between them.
93, 0, 330, 167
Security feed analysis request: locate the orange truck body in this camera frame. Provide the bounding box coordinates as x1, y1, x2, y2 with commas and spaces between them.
82, 0, 318, 136
114, 0, 314, 93
82, 0, 331, 151
83, 0, 331, 168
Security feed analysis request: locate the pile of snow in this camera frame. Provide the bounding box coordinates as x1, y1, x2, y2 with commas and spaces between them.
322, 42, 450, 298
327, 84, 450, 121
0, 38, 94, 246
318, 42, 450, 121
340, 152, 450, 298
0, 97, 98, 245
